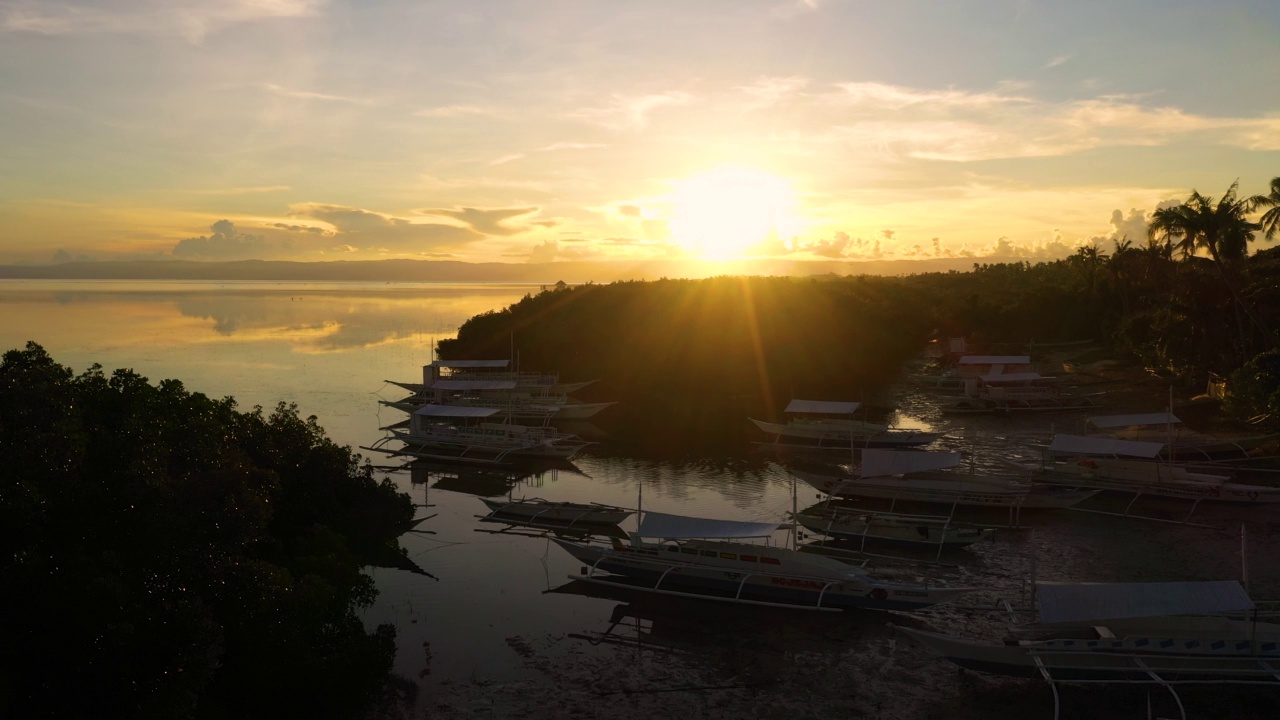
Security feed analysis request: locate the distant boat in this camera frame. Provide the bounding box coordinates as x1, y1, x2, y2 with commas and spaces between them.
1087, 412, 1280, 461
478, 497, 633, 527
793, 507, 994, 548
750, 399, 940, 451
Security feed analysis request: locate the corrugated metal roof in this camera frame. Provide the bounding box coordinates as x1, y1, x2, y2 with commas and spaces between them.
860, 449, 962, 477
636, 511, 781, 539
1088, 412, 1182, 429
1049, 434, 1164, 458
784, 399, 860, 415
1036, 580, 1254, 624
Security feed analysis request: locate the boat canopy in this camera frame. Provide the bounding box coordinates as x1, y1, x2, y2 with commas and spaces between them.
429, 359, 510, 369
958, 355, 1030, 365
413, 405, 501, 418
860, 449, 962, 477
784, 399, 860, 415
636, 511, 781, 539
1036, 580, 1255, 624
1088, 412, 1182, 429
1049, 434, 1164, 458
980, 372, 1045, 383
431, 379, 518, 391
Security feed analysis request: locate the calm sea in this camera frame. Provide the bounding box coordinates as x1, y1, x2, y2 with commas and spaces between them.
3, 280, 1276, 719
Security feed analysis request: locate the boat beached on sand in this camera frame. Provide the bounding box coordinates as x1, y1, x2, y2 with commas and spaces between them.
897, 580, 1280, 718
552, 511, 975, 612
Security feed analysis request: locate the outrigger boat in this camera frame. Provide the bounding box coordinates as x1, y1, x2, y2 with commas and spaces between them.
897, 580, 1280, 720
384, 359, 616, 421
479, 497, 633, 527
790, 449, 1100, 511
1087, 412, 1280, 461
750, 399, 939, 451
364, 405, 591, 464
552, 511, 975, 612
793, 506, 994, 548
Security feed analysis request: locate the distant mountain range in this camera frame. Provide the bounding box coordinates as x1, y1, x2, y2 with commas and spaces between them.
0, 257, 989, 282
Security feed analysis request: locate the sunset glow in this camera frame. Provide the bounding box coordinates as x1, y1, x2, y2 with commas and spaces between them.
667, 169, 800, 260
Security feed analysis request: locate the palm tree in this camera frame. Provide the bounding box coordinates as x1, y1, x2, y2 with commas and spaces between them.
1148, 180, 1270, 356
1250, 176, 1280, 241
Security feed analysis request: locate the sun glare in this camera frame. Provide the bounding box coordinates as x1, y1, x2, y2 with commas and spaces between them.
667, 168, 798, 260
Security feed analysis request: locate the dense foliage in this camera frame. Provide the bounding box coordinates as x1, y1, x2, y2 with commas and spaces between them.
0, 343, 414, 720
440, 178, 1280, 442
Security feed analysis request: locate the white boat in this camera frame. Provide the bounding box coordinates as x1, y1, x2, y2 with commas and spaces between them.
791, 449, 1100, 510
552, 511, 975, 612
750, 399, 940, 450
898, 580, 1280, 690
478, 497, 633, 527
384, 359, 616, 420
366, 405, 591, 464
1088, 412, 1280, 461
1022, 434, 1280, 504
793, 507, 994, 548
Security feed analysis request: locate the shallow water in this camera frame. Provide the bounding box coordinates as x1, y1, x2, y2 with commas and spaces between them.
4, 280, 1277, 719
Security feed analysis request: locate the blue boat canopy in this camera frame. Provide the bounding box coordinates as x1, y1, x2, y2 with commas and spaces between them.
1036, 580, 1255, 624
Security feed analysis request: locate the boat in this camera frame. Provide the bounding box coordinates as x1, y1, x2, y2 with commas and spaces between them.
896, 580, 1280, 713
478, 497, 634, 527
1087, 412, 1280, 461
790, 449, 1100, 510
365, 405, 592, 464
793, 507, 994, 548
1017, 434, 1280, 504
384, 359, 616, 421
750, 399, 940, 451
939, 375, 1099, 414
552, 511, 975, 612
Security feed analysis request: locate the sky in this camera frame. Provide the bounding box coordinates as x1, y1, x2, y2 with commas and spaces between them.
2, 0, 1279, 268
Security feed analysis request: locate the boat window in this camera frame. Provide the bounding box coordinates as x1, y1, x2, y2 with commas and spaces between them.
760, 557, 781, 565
740, 555, 758, 562
700, 550, 716, 557
666, 546, 679, 553
719, 553, 736, 560
680, 548, 698, 555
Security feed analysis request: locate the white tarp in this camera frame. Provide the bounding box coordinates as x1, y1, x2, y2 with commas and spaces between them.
413, 405, 501, 418
784, 399, 860, 415
1049, 434, 1164, 458
430, 380, 519, 391
959, 355, 1031, 365
429, 359, 510, 369
1089, 412, 1182, 429
1036, 580, 1255, 624
860, 449, 962, 477
636, 511, 781, 539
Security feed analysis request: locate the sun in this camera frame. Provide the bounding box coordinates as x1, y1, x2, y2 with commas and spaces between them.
667, 167, 799, 260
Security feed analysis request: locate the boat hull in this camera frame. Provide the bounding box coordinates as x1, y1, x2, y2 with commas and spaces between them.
553, 539, 971, 612
795, 512, 993, 547
479, 498, 632, 525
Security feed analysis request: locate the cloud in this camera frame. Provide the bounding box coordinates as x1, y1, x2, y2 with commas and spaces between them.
285, 203, 485, 252
269, 222, 331, 234
2, 0, 325, 42
172, 219, 274, 259
568, 91, 695, 130
258, 83, 370, 105
528, 239, 558, 263
413, 206, 539, 236
1044, 54, 1072, 68
414, 105, 493, 118
738, 76, 808, 106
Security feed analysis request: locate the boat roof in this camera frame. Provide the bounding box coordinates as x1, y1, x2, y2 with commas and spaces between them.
1036, 580, 1255, 624
958, 355, 1030, 365
637, 511, 781, 539
860, 448, 962, 477
1088, 412, 1182, 429
1049, 434, 1164, 458
412, 405, 501, 418
431, 379, 518, 391
784, 399, 860, 415
429, 359, 510, 369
